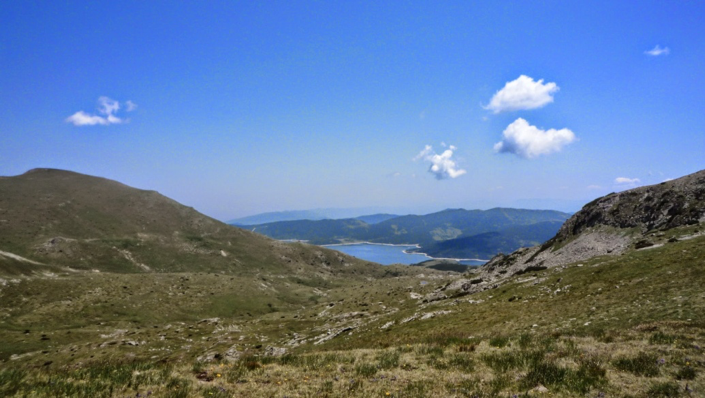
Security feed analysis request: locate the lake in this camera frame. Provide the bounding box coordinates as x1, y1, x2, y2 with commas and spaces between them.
323, 243, 486, 266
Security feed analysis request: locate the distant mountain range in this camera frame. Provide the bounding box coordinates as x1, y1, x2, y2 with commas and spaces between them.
236, 208, 572, 260
228, 208, 401, 225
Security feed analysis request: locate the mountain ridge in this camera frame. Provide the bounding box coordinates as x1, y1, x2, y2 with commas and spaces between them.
242, 207, 571, 259
477, 168, 705, 281
0, 168, 385, 277
228, 208, 402, 225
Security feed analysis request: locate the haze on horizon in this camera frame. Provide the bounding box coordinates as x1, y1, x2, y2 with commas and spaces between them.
2, 2, 704, 221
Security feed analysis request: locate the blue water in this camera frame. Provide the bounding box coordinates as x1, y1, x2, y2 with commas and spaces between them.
324, 243, 486, 266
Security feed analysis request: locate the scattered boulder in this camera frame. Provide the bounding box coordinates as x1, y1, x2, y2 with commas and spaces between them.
635, 239, 654, 249
263, 346, 287, 357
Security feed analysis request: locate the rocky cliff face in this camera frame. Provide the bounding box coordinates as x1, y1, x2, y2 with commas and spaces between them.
554, 170, 705, 242
477, 169, 705, 281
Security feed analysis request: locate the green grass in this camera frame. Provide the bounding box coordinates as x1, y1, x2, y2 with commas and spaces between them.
1, 229, 704, 396
645, 381, 681, 397
488, 335, 510, 348
612, 352, 660, 377
354, 362, 378, 377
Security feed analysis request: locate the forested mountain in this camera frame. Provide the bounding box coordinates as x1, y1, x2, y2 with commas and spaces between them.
242, 208, 571, 259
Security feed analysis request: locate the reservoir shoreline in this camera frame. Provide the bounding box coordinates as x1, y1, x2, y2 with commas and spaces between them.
321, 241, 488, 264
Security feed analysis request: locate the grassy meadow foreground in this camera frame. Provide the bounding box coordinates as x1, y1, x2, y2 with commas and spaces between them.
1, 168, 704, 397
1, 231, 703, 397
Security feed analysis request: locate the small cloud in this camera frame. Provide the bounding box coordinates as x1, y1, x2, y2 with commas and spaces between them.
494, 118, 576, 159
66, 97, 132, 126
413, 145, 433, 162
644, 45, 670, 56
414, 144, 466, 180
587, 185, 603, 190
615, 177, 640, 185
65, 111, 113, 126
662, 178, 673, 182
126, 100, 138, 112
98, 96, 119, 115
614, 177, 641, 189
484, 75, 559, 114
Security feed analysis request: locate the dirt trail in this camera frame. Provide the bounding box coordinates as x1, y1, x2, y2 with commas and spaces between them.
0, 249, 43, 265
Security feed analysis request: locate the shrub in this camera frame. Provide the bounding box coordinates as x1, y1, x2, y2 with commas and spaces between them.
403, 380, 429, 397
646, 381, 681, 397
376, 350, 400, 369
565, 357, 607, 393
200, 386, 230, 398
517, 333, 533, 349
521, 361, 567, 389
489, 335, 510, 348
481, 349, 544, 372
612, 352, 660, 377
649, 331, 678, 345
165, 377, 191, 398
355, 362, 378, 377
416, 344, 444, 358
449, 354, 475, 372
675, 365, 696, 380
0, 369, 26, 396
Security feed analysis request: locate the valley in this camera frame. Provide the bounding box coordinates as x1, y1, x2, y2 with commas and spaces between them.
0, 168, 704, 397
237, 209, 570, 264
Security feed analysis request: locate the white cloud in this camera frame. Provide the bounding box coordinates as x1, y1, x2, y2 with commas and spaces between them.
65, 111, 113, 126
485, 75, 559, 113
413, 145, 433, 162
414, 145, 466, 180
644, 45, 670, 56
615, 177, 640, 185
98, 96, 120, 115
494, 118, 576, 159
66, 97, 133, 126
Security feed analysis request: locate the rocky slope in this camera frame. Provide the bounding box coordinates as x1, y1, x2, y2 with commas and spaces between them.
476, 169, 705, 281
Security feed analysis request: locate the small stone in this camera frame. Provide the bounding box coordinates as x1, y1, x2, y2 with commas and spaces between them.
534, 384, 549, 393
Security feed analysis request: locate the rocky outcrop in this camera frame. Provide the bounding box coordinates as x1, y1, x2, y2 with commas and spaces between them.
553, 170, 705, 241
478, 169, 705, 279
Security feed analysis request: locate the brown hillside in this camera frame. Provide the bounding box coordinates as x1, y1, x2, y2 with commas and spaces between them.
0, 168, 375, 275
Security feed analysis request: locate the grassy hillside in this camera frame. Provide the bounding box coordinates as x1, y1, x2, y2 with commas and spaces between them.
0, 168, 383, 276
1, 228, 702, 397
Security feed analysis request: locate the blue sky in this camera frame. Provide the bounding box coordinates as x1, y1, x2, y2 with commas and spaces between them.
2, 1, 704, 220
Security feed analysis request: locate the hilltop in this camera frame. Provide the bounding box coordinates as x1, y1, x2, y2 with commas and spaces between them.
0, 168, 389, 277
